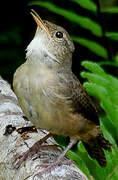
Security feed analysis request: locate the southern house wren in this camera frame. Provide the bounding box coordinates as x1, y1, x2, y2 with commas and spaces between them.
13, 10, 112, 175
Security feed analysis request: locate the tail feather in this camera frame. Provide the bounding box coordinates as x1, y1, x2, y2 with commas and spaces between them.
83, 133, 112, 167
97, 133, 112, 151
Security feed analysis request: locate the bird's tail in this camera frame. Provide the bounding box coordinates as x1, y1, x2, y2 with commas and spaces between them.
83, 133, 112, 167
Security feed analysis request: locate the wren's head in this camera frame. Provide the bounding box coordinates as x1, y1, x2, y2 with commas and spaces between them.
26, 10, 75, 68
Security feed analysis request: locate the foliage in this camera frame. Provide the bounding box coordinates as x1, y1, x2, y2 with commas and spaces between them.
72, 36, 108, 59
105, 32, 118, 41
101, 7, 118, 13
81, 61, 118, 141
71, 0, 97, 12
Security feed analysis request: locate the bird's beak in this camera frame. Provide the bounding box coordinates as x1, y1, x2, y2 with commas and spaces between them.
30, 9, 52, 38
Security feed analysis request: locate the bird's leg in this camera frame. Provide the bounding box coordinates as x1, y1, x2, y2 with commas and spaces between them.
14, 132, 53, 168
35, 138, 77, 177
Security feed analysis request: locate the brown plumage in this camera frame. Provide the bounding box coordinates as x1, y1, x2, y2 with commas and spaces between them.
13, 10, 112, 174
83, 133, 112, 167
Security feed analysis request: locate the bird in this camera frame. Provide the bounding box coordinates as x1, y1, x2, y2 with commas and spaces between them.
13, 10, 112, 175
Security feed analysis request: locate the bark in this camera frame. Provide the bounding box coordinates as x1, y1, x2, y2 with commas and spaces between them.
0, 76, 88, 180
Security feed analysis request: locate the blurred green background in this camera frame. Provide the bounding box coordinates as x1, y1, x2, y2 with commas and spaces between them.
0, 0, 118, 83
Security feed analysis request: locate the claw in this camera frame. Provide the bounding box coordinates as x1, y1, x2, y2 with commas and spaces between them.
13, 133, 52, 168
33, 138, 77, 177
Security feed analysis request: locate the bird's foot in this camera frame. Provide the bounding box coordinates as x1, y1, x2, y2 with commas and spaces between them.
13, 133, 52, 168
33, 138, 77, 178
34, 159, 73, 177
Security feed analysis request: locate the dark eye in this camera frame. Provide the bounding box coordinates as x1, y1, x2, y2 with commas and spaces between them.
56, 31, 63, 38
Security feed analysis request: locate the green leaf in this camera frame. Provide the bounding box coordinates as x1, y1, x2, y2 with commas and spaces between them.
82, 72, 118, 106
81, 61, 118, 93
98, 61, 118, 67
53, 135, 69, 146
114, 54, 118, 62
29, 1, 102, 37
83, 82, 118, 134
81, 72, 110, 87
72, 36, 108, 59
101, 7, 118, 13
81, 61, 118, 137
105, 32, 118, 41
71, 0, 97, 12
81, 61, 106, 75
